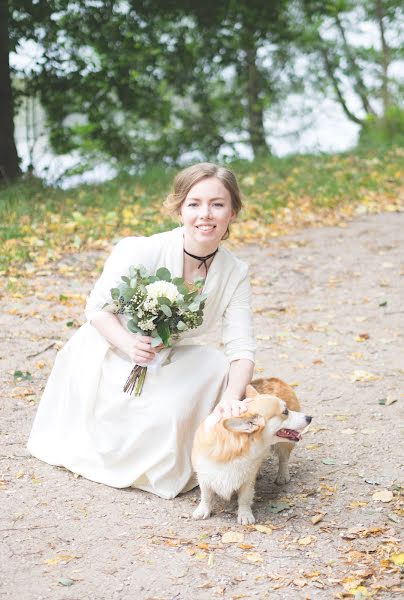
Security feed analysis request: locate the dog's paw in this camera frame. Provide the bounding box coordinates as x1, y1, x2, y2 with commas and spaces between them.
275, 470, 291, 485
237, 509, 255, 525
192, 504, 211, 520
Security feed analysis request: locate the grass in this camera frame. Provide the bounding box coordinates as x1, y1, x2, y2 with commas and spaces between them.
1, 145, 403, 275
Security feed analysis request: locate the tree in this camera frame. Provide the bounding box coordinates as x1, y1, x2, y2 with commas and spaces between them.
296, 0, 403, 129
0, 0, 21, 181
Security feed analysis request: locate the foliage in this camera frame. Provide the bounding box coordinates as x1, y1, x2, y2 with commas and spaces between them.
1, 147, 402, 275
358, 106, 404, 149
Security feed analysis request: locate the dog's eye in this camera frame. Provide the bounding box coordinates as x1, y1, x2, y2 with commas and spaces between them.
282, 408, 289, 416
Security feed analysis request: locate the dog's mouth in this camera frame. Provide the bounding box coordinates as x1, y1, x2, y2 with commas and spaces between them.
276, 428, 302, 442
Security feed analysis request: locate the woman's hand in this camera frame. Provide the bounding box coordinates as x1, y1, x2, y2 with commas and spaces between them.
123, 334, 163, 365
213, 396, 251, 421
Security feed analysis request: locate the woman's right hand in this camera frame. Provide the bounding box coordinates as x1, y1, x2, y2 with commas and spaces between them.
123, 334, 160, 365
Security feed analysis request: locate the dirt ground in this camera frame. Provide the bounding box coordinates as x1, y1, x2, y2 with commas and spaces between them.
1, 211, 403, 600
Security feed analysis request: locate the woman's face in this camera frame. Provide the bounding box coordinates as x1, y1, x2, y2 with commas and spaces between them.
180, 177, 235, 249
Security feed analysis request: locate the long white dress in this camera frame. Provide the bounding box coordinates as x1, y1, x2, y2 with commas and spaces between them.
27, 226, 256, 499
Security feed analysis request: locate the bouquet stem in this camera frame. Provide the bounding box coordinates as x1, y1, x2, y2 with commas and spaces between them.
123, 365, 148, 397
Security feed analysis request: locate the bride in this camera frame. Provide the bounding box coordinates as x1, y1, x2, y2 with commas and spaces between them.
27, 162, 256, 499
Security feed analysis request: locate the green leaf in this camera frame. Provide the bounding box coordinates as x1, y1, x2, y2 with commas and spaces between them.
129, 277, 137, 287
122, 288, 135, 301
14, 370, 32, 381
127, 319, 142, 333
58, 578, 74, 587
322, 458, 337, 465
157, 296, 172, 306
121, 275, 130, 284
157, 321, 171, 346
172, 277, 185, 286
268, 501, 290, 513
156, 267, 171, 281
151, 335, 163, 347
160, 304, 172, 317
188, 302, 200, 312
177, 321, 188, 331
111, 288, 120, 300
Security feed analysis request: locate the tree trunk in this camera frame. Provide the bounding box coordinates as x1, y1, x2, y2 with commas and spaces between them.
375, 0, 390, 115
242, 27, 269, 158
0, 1, 21, 182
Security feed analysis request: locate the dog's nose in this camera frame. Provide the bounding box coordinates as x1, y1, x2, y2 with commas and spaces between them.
305, 416, 312, 424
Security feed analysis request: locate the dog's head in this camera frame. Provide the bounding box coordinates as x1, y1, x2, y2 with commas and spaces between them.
222, 385, 312, 444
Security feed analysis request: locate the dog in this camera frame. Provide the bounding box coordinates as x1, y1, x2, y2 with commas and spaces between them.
191, 378, 312, 524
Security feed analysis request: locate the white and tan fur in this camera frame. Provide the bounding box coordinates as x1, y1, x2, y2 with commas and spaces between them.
192, 378, 312, 524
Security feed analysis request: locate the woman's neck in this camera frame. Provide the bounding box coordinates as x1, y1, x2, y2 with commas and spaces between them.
182, 232, 219, 257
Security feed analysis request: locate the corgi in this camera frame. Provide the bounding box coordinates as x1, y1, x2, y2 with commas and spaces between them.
191, 378, 312, 524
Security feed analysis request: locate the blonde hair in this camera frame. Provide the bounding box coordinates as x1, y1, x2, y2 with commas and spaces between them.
164, 162, 243, 240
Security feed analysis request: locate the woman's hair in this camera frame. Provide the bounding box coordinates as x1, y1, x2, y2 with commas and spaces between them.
164, 162, 243, 240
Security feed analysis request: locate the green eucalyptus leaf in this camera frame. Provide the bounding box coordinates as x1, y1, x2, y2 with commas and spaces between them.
127, 319, 142, 333
177, 321, 188, 331
151, 335, 163, 347
121, 275, 130, 284
111, 288, 120, 300
160, 304, 172, 317
156, 321, 171, 345
157, 296, 172, 306
156, 267, 171, 281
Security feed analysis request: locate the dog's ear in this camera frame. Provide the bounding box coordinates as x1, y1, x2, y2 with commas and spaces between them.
223, 414, 265, 434
245, 384, 259, 398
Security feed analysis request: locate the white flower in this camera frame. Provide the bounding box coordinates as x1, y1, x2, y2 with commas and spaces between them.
145, 281, 179, 303
139, 318, 156, 332
137, 309, 144, 318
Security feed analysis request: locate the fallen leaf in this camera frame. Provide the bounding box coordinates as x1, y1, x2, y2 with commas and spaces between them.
311, 513, 324, 525
322, 458, 337, 465
306, 443, 322, 450
222, 531, 244, 544
239, 543, 254, 549
390, 553, 404, 566
352, 370, 380, 382
298, 536, 314, 546
244, 552, 263, 563
254, 524, 272, 534
355, 333, 369, 342
372, 490, 393, 503
268, 501, 290, 513
346, 585, 369, 597
58, 578, 74, 587
349, 501, 368, 508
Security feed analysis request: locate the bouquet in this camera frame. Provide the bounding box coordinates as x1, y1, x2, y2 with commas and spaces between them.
104, 265, 207, 396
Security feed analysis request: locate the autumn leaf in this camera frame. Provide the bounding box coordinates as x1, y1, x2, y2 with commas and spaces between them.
372, 489, 393, 502
244, 552, 263, 563
254, 524, 272, 534
222, 531, 244, 544
390, 553, 404, 566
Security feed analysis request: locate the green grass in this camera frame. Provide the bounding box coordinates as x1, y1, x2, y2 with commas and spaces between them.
1, 145, 403, 274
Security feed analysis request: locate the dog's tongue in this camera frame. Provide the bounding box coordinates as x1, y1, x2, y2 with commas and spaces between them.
276, 428, 301, 442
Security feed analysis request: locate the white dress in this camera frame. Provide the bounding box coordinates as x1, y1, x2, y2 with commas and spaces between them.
27, 226, 256, 499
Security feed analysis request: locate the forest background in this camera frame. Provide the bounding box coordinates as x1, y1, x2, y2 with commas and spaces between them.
0, 0, 403, 272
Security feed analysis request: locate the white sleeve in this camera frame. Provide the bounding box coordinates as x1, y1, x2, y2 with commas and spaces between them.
221, 267, 256, 363
84, 238, 139, 322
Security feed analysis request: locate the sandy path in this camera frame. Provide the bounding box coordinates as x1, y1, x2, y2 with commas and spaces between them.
1, 212, 403, 599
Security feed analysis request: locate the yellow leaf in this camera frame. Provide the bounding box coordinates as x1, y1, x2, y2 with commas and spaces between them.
347, 585, 369, 597
352, 370, 380, 382
197, 543, 209, 550
349, 501, 368, 508
254, 524, 272, 534
298, 536, 314, 546
222, 531, 244, 544
390, 553, 404, 566
245, 552, 263, 563
15, 471, 24, 479
239, 543, 254, 549
195, 552, 207, 560
306, 443, 322, 450
372, 490, 393, 503
311, 514, 324, 525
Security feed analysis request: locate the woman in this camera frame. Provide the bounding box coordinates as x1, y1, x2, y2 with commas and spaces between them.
27, 162, 256, 499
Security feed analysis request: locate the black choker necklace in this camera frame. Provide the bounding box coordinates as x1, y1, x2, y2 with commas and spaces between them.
183, 247, 218, 276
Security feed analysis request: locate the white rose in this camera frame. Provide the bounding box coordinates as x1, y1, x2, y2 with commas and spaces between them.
145, 281, 179, 303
